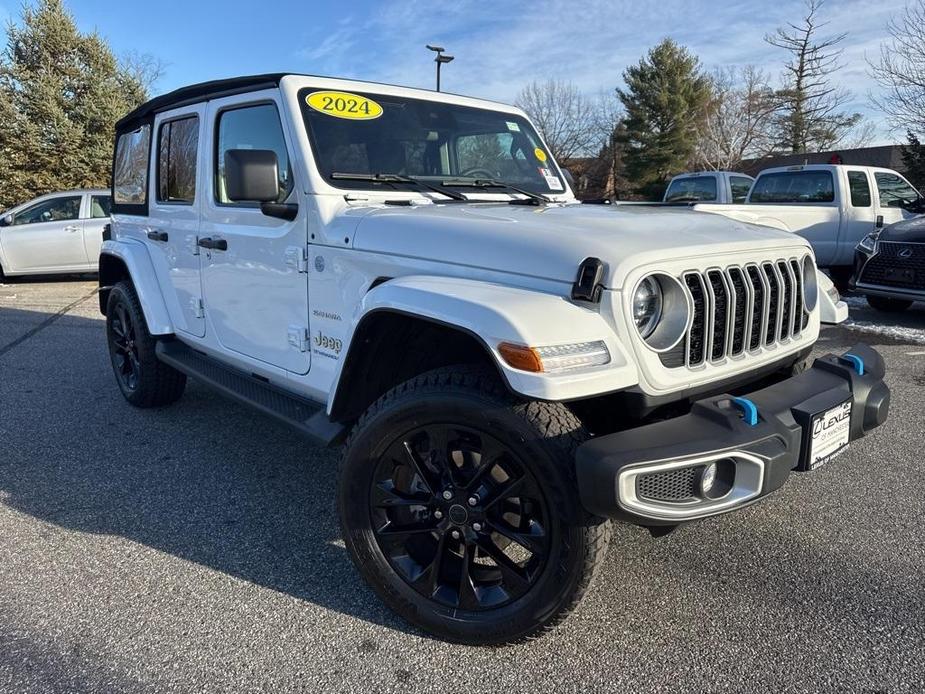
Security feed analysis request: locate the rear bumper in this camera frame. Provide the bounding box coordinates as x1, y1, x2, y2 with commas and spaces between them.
575, 344, 889, 524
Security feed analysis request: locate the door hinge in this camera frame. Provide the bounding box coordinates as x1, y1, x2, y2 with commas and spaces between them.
191, 297, 204, 318
284, 246, 309, 273
287, 325, 309, 352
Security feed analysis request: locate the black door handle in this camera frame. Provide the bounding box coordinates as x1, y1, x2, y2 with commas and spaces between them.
147, 230, 168, 242
198, 237, 227, 251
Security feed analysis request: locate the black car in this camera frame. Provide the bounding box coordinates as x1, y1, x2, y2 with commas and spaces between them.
852, 215, 925, 312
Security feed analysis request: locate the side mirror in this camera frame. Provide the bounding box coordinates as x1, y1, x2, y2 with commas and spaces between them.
224, 149, 280, 203
562, 168, 576, 190
0, 214, 11, 227
41, 211, 53, 222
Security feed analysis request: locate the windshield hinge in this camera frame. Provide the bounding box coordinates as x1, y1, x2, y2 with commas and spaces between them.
287, 325, 310, 352
285, 246, 309, 273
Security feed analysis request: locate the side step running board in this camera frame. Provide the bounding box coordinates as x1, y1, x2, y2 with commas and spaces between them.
155, 340, 346, 447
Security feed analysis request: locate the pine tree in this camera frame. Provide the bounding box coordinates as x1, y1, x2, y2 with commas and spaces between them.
616, 39, 712, 199
901, 131, 925, 190
0, 0, 151, 209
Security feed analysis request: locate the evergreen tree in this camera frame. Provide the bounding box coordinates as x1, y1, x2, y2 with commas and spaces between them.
616, 39, 712, 199
0, 0, 152, 209
901, 131, 925, 190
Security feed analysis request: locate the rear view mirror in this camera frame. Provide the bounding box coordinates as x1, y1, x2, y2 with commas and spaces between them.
224, 149, 280, 203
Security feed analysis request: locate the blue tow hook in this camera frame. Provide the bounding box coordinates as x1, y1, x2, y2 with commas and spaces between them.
842, 353, 865, 376
731, 397, 759, 426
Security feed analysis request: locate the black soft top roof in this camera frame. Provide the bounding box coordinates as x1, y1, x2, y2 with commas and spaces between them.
115, 73, 286, 131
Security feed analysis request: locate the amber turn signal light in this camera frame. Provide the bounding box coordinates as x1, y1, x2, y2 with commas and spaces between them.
498, 342, 544, 372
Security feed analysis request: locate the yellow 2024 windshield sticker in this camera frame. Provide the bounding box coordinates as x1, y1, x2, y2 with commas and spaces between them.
534, 147, 548, 162
306, 91, 383, 120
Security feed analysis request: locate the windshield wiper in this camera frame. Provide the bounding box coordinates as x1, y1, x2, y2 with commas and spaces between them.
330, 172, 469, 202
441, 178, 551, 205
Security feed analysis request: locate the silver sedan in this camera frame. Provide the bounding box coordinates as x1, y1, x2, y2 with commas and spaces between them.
0, 189, 110, 278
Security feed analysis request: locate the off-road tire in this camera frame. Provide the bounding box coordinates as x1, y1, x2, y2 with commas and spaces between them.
106, 281, 186, 407
866, 295, 913, 313
338, 365, 611, 645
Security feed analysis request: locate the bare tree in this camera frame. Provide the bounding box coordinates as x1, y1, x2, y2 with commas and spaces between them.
120, 50, 167, 94
516, 79, 603, 161
870, 0, 925, 133
695, 66, 780, 170
765, 0, 863, 153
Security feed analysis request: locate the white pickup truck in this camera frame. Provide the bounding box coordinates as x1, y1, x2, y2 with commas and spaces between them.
663, 171, 754, 204
695, 165, 922, 274
99, 74, 890, 645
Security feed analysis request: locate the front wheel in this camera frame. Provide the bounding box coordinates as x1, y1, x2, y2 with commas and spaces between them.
338, 366, 611, 645
866, 295, 913, 313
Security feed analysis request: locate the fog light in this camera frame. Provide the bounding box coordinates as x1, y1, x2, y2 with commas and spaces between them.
699, 462, 717, 496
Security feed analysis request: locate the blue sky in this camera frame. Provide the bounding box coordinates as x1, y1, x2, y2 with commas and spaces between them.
0, 0, 909, 142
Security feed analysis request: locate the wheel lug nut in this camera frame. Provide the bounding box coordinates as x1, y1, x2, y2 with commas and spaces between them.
467, 496, 479, 506
442, 490, 453, 500
472, 522, 482, 532
451, 530, 461, 540
433, 510, 443, 519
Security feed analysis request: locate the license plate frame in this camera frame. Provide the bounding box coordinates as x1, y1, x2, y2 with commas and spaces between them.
805, 399, 852, 471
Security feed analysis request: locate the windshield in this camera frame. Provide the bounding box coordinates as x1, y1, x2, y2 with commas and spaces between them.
299, 88, 565, 196
664, 175, 718, 202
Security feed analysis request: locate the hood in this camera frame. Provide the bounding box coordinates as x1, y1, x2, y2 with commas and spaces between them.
350, 202, 810, 288
882, 214, 925, 242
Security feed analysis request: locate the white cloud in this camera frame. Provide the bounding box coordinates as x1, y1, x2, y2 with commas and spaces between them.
295, 0, 908, 142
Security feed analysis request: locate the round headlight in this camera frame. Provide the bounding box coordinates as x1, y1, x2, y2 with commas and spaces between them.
632, 273, 691, 351
802, 256, 818, 312
633, 276, 663, 338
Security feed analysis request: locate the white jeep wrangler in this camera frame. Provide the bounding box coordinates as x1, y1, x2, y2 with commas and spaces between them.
99, 74, 890, 645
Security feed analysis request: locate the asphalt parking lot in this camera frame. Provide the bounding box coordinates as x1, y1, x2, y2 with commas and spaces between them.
1, 277, 924, 694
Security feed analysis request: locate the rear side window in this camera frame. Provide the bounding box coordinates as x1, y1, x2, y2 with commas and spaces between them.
874, 172, 919, 207
730, 176, 753, 203
13, 196, 82, 225
847, 171, 871, 207
113, 125, 152, 206
91, 195, 112, 218
664, 176, 717, 202
749, 171, 835, 203
215, 103, 292, 205
157, 116, 199, 204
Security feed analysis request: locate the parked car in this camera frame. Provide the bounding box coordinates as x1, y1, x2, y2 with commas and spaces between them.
0, 189, 110, 278
99, 74, 890, 645
694, 165, 922, 277
663, 171, 754, 204
852, 214, 925, 311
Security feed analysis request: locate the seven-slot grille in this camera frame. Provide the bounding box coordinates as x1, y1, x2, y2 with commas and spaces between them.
663, 258, 809, 369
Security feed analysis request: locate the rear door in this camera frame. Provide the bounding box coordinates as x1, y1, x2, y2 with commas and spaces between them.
1, 194, 89, 272
200, 93, 310, 374
146, 106, 206, 337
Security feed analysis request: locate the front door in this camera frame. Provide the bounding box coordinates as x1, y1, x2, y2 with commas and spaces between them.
82, 193, 112, 270
199, 93, 310, 374
2, 194, 89, 273
146, 106, 206, 337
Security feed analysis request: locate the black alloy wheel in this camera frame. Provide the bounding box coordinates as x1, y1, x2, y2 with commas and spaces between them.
109, 301, 141, 392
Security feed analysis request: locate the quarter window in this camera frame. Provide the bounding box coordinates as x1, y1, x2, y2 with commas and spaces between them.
12, 196, 82, 225
847, 171, 871, 207
874, 172, 919, 207
215, 103, 292, 204
91, 195, 112, 218
113, 125, 151, 205
157, 116, 199, 203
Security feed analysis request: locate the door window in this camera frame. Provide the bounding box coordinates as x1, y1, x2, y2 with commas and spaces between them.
730, 176, 753, 203
847, 171, 871, 207
91, 195, 112, 218
874, 172, 919, 207
12, 196, 82, 225
157, 116, 199, 203
113, 125, 151, 205
215, 103, 292, 205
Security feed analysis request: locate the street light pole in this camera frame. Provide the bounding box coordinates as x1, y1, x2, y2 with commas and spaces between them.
426, 44, 454, 91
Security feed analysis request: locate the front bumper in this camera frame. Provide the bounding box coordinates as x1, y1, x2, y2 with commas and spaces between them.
576, 344, 890, 524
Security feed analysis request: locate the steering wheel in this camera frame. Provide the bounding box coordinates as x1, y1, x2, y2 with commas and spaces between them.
459, 167, 498, 180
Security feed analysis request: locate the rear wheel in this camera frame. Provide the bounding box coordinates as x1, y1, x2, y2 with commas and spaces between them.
106, 281, 186, 407
866, 295, 913, 313
339, 366, 611, 645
